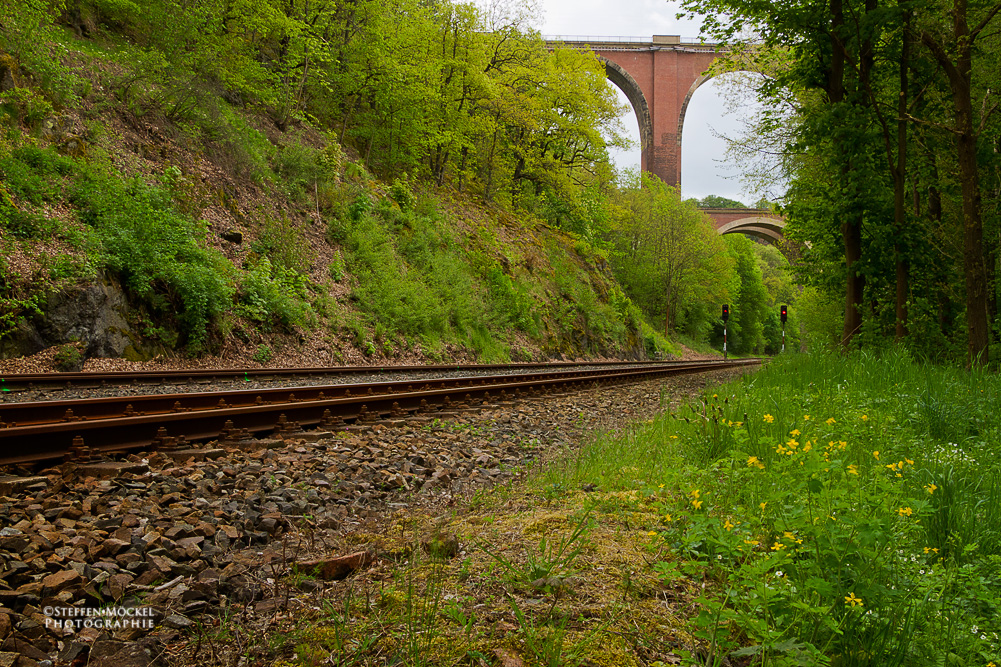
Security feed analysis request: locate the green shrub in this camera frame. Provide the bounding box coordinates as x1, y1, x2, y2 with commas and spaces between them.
237, 257, 313, 330
251, 344, 273, 363
273, 140, 325, 200
389, 177, 415, 211
70, 164, 235, 350
486, 266, 537, 335
328, 251, 346, 282
251, 214, 315, 275
0, 88, 53, 129
53, 343, 84, 371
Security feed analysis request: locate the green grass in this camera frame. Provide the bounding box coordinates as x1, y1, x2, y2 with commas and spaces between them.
542, 350, 1001, 666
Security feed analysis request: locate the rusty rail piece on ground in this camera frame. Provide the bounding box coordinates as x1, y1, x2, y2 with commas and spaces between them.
0, 359, 686, 392
0, 360, 761, 465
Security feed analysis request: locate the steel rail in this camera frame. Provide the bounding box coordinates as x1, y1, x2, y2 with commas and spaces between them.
0, 366, 696, 426
0, 359, 687, 392
0, 360, 761, 465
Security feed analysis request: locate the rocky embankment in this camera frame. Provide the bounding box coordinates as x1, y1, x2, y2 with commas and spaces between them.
0, 368, 748, 667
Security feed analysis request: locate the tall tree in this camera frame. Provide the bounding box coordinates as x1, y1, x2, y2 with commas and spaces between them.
918, 0, 1001, 365
610, 174, 734, 338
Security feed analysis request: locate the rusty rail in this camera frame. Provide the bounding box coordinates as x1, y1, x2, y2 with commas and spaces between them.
0, 360, 761, 465
0, 360, 683, 392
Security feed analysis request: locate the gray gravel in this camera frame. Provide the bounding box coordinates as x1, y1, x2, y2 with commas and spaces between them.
0, 367, 751, 667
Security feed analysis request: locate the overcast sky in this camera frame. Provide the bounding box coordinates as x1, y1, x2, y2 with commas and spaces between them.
535, 0, 767, 204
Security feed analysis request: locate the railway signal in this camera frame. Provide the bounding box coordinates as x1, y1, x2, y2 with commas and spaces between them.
721, 304, 729, 360
780, 305, 788, 352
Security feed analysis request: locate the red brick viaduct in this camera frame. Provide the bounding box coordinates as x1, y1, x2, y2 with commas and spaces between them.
550, 35, 785, 242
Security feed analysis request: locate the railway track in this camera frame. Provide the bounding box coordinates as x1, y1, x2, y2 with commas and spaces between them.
0, 359, 680, 393
0, 359, 761, 466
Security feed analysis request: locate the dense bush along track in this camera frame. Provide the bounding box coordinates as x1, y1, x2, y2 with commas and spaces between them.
0, 359, 760, 466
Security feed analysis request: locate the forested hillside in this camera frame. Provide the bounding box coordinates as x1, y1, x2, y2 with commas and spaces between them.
2, 0, 797, 369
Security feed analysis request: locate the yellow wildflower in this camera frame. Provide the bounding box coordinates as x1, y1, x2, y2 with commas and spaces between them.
873, 451, 880, 460
897, 507, 913, 517
724, 519, 735, 531
771, 542, 786, 551
845, 592, 864, 608
744, 539, 759, 546
759, 502, 767, 510
924, 484, 938, 494
847, 464, 859, 476
763, 414, 775, 423
804, 415, 811, 421
692, 499, 703, 510
803, 441, 813, 453
689, 489, 701, 499
826, 418, 836, 426
747, 456, 764, 469
790, 429, 801, 437
647, 531, 658, 536
861, 415, 868, 422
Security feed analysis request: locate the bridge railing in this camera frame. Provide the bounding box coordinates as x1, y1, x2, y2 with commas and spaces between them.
543, 35, 653, 43
544, 35, 710, 45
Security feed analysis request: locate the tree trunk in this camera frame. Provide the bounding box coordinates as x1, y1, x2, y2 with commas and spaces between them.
921, 0, 993, 365
828, 0, 866, 349
842, 215, 865, 346
894, 14, 910, 340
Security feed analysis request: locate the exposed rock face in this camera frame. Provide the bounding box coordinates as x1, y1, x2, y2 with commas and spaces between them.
0, 275, 137, 359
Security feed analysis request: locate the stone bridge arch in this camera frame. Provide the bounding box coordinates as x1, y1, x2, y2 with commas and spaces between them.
547, 36, 785, 242
547, 35, 719, 189
602, 59, 653, 160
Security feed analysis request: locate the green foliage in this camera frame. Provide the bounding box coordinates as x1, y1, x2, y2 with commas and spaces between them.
251, 214, 315, 275
0, 88, 54, 129
697, 194, 748, 209
338, 202, 509, 358
70, 164, 235, 350
237, 257, 313, 330
273, 139, 329, 201
251, 344, 272, 364
485, 266, 537, 335
53, 343, 84, 371
608, 174, 735, 342
552, 351, 1001, 664
797, 286, 842, 351
714, 235, 769, 355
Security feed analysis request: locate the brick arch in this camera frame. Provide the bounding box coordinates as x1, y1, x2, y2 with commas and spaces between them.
546, 36, 786, 241
602, 58, 653, 154
550, 36, 718, 188
677, 72, 713, 145
716, 215, 786, 243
